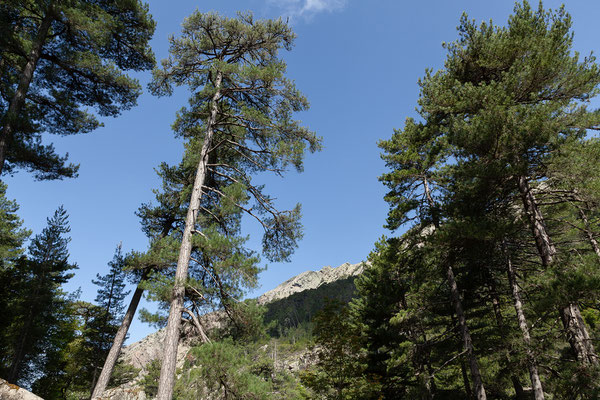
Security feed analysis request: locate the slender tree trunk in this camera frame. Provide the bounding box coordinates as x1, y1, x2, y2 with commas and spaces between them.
504, 242, 544, 400
577, 206, 600, 260
183, 307, 211, 344
156, 71, 223, 400
0, 10, 53, 175
488, 279, 525, 399
517, 176, 597, 365
460, 357, 473, 399
447, 265, 487, 400
91, 269, 149, 398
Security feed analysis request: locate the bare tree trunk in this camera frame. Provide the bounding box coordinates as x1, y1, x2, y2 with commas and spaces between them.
447, 265, 487, 400
0, 10, 53, 175
504, 243, 544, 400
577, 206, 600, 260
91, 269, 149, 398
183, 308, 211, 344
156, 71, 223, 400
517, 176, 597, 365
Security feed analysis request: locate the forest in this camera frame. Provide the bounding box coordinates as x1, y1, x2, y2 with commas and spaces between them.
2, 0, 600, 399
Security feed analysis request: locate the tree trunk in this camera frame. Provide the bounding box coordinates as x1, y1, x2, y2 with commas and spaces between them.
504, 243, 544, 400
91, 269, 149, 398
183, 307, 211, 344
488, 278, 525, 399
447, 265, 487, 400
460, 356, 473, 399
156, 71, 223, 400
0, 10, 54, 175
577, 206, 600, 260
517, 176, 597, 365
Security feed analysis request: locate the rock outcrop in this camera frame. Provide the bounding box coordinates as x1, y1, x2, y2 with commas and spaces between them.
258, 262, 365, 304
0, 379, 43, 400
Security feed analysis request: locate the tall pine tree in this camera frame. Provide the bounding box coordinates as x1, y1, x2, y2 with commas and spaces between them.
148, 12, 321, 398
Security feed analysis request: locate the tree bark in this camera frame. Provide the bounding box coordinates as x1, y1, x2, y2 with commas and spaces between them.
156, 71, 223, 400
517, 176, 597, 365
91, 269, 149, 398
0, 9, 54, 175
504, 243, 544, 400
447, 265, 487, 400
577, 206, 600, 261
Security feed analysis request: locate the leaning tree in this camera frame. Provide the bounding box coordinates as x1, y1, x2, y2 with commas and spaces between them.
147, 12, 321, 399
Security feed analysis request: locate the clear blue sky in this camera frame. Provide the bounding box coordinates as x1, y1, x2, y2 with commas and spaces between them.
4, 0, 600, 343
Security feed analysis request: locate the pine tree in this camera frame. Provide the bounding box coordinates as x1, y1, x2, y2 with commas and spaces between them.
91, 155, 187, 398
379, 118, 488, 399
0, 0, 155, 178
380, 1, 600, 396
418, 0, 600, 373
148, 12, 321, 398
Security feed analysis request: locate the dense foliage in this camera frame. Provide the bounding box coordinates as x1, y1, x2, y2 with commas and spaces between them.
0, 0, 155, 178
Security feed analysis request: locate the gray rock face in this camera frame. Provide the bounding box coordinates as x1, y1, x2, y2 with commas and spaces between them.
257, 262, 365, 305
0, 379, 44, 400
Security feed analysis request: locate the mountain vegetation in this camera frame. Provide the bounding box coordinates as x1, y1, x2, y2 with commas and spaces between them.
2, 1, 600, 399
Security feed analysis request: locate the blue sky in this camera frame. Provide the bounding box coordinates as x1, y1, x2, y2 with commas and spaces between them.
4, 0, 600, 343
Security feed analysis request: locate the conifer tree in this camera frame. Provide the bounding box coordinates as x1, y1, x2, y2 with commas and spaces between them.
3, 206, 76, 386
0, 0, 155, 178
379, 119, 488, 399
149, 12, 321, 398
418, 1, 600, 371
0, 183, 30, 375
85, 244, 131, 392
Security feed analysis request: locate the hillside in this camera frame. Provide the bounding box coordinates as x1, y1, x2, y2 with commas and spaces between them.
98, 261, 364, 399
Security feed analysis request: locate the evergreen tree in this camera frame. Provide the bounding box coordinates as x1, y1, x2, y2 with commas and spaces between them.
148, 12, 321, 398
2, 206, 76, 386
0, 0, 155, 178
0, 182, 30, 376
84, 244, 131, 392
301, 299, 378, 400
418, 1, 600, 391
371, 1, 600, 398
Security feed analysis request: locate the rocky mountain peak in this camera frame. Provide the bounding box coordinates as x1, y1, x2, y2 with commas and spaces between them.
257, 261, 365, 305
